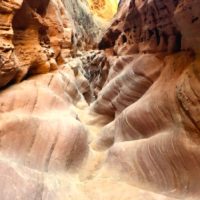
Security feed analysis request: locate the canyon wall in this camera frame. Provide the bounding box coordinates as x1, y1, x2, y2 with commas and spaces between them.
61, 0, 103, 47
0, 0, 101, 89
91, 0, 200, 199
0, 0, 200, 200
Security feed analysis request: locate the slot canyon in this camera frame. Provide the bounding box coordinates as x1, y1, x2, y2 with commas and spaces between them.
0, 0, 200, 199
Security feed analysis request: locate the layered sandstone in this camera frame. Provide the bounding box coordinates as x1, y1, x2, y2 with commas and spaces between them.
0, 0, 102, 89
0, 0, 200, 200
91, 0, 200, 199
61, 0, 103, 48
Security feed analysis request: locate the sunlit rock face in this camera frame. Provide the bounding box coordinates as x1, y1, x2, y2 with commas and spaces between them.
0, 0, 102, 89
87, 0, 119, 20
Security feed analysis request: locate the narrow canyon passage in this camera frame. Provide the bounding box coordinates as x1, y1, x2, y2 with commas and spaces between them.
0, 0, 200, 200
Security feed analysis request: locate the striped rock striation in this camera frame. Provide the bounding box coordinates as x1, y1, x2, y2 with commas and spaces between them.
0, 0, 200, 200
91, 0, 200, 199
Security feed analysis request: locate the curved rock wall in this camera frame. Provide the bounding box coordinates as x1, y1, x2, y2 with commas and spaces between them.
91, 0, 200, 199
0, 0, 200, 200
99, 0, 200, 54
0, 0, 101, 89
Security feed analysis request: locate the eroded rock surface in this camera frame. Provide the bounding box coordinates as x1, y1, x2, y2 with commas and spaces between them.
0, 0, 200, 200
0, 0, 102, 88
92, 0, 200, 199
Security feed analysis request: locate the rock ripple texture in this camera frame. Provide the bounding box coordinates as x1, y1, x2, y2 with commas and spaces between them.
0, 0, 200, 200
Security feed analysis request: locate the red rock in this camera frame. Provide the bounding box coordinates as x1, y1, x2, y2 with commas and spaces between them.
0, 0, 200, 199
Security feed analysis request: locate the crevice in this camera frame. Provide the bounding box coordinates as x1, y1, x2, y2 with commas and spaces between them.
44, 124, 59, 172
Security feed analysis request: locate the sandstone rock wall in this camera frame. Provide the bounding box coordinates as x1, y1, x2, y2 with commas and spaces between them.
0, 0, 200, 199
61, 0, 101, 48
90, 0, 200, 199
0, 0, 101, 89
99, 0, 200, 54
